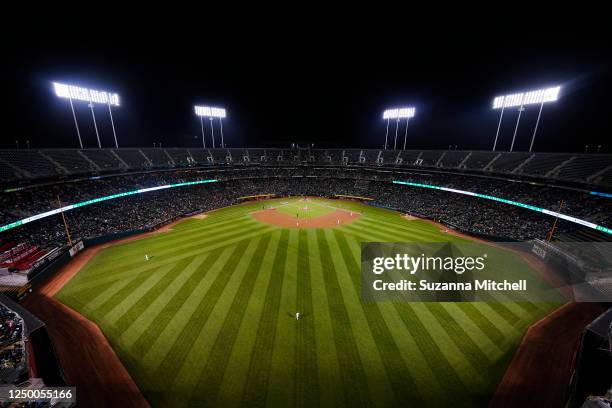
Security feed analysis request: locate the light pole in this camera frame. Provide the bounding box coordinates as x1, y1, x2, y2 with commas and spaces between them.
108, 100, 118, 148
53, 82, 120, 149
529, 101, 545, 152
403, 117, 410, 150
491, 86, 560, 152
384, 118, 390, 150
194, 105, 227, 149
383, 107, 416, 151
492, 105, 504, 151
219, 117, 224, 148
393, 118, 400, 150
510, 105, 524, 152
210, 117, 215, 148
200, 116, 206, 148
89, 103, 101, 148
69, 97, 83, 149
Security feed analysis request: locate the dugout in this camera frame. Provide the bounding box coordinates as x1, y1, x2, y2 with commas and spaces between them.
568, 307, 612, 407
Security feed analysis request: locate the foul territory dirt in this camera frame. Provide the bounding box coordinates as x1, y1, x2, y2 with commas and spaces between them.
250, 208, 361, 228
489, 302, 608, 408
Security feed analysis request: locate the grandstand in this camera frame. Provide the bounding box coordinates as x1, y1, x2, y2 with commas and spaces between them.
3, 33, 611, 408
0, 150, 609, 407
0, 148, 610, 187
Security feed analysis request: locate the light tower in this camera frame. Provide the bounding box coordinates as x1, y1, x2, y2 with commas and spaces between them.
194, 106, 227, 148
491, 86, 560, 152
53, 82, 120, 148
382, 107, 416, 150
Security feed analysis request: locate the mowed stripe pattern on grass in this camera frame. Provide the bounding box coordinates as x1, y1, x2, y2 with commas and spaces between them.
55, 198, 559, 407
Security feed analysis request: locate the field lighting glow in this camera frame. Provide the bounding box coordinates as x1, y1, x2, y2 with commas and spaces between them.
492, 86, 560, 109
0, 179, 218, 233
393, 180, 612, 235
194, 106, 227, 118
383, 107, 416, 119
53, 82, 120, 106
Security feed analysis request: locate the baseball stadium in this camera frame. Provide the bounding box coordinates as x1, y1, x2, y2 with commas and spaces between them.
1, 42, 611, 408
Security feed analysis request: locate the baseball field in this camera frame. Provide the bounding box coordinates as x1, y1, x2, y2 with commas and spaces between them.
54, 197, 560, 407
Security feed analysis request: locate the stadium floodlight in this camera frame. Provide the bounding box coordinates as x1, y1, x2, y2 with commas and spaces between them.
382, 107, 416, 150
194, 105, 227, 148
52, 82, 121, 149
53, 82, 120, 106
491, 86, 560, 152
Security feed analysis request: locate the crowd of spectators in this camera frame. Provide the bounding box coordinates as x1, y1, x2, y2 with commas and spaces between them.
0, 166, 610, 248
0, 346, 24, 371
0, 306, 22, 346
0, 303, 25, 385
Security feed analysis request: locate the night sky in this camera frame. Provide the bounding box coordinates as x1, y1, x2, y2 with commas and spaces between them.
3, 32, 611, 153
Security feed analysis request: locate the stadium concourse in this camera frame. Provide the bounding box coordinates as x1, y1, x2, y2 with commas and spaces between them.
0, 146, 610, 407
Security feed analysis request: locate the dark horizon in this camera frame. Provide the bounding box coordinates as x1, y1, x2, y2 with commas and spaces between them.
3, 34, 611, 153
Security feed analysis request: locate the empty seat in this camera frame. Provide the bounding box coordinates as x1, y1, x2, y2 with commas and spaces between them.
418, 151, 444, 166
327, 149, 343, 163
82, 149, 123, 170
308, 149, 328, 163
228, 148, 247, 162
556, 155, 612, 181
397, 150, 421, 166
265, 149, 286, 162
247, 149, 267, 162
439, 151, 469, 168
0, 161, 17, 180
596, 167, 612, 186
210, 148, 231, 163
488, 153, 531, 173
462, 152, 498, 170
343, 149, 362, 163
520, 154, 571, 176
380, 149, 400, 164
188, 149, 211, 164
112, 149, 148, 169
44, 149, 93, 174
362, 149, 380, 164
165, 149, 191, 166
140, 149, 172, 167
0, 150, 59, 178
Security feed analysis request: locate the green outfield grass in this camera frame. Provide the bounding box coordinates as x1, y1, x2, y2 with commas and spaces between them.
55, 197, 560, 407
